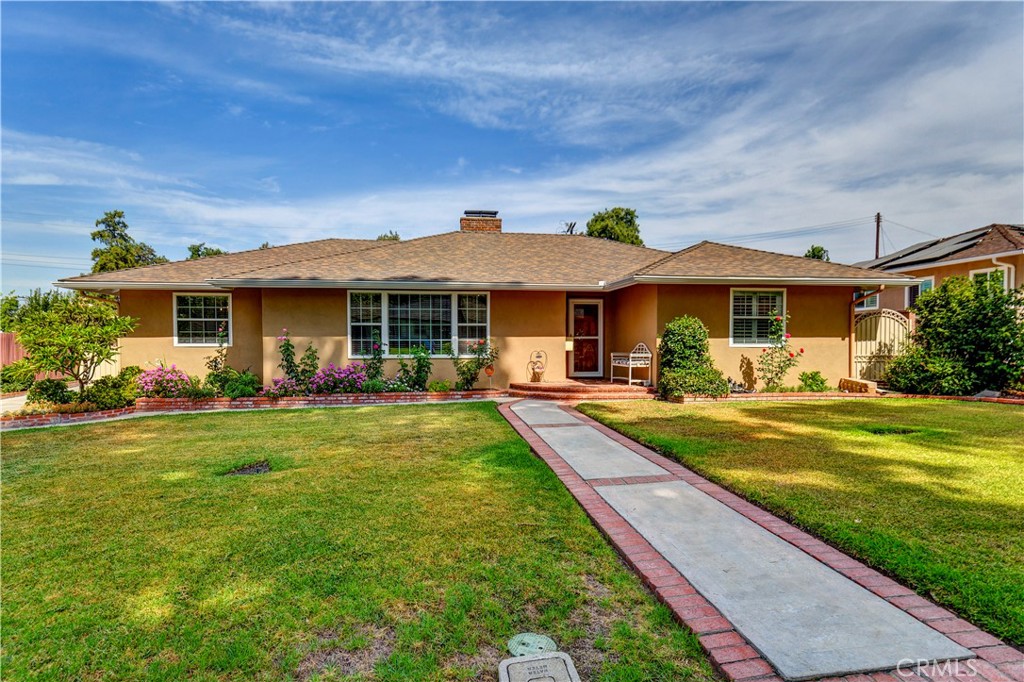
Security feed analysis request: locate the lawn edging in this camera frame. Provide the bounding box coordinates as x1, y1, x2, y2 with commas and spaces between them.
0, 406, 137, 429
135, 389, 508, 411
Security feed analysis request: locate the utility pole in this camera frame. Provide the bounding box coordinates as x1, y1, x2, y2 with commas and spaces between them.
874, 212, 882, 259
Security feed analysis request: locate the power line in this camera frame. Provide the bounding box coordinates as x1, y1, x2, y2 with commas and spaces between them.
649, 216, 874, 250
882, 218, 940, 239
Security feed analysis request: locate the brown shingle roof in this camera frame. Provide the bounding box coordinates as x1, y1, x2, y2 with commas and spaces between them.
58, 230, 910, 290
58, 238, 390, 285
213, 231, 670, 287
634, 241, 910, 281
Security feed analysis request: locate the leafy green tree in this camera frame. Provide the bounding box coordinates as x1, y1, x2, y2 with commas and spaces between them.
585, 207, 643, 246
15, 297, 137, 394
885, 275, 1024, 394
90, 210, 168, 273
187, 243, 228, 259
804, 245, 830, 261
376, 230, 401, 241
0, 288, 74, 332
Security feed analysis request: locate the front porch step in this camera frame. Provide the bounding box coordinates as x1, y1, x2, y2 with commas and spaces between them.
508, 389, 656, 401
509, 382, 655, 394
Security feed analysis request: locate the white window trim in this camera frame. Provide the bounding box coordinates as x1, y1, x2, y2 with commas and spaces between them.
729, 287, 787, 347
347, 291, 490, 359
854, 290, 880, 311
905, 276, 934, 308
172, 292, 233, 347
969, 266, 1010, 291
568, 298, 604, 378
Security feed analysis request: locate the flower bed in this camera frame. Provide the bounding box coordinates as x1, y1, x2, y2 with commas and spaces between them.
666, 391, 1024, 405
136, 389, 508, 412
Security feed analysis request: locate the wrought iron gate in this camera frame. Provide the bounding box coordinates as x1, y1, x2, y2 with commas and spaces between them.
853, 310, 911, 382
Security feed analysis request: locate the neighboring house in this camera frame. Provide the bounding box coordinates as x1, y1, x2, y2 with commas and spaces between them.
856, 224, 1024, 311
57, 211, 913, 389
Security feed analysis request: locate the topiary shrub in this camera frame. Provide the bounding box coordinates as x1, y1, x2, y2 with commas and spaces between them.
27, 378, 74, 405
658, 316, 729, 399
658, 366, 729, 398
223, 370, 262, 399
660, 316, 713, 372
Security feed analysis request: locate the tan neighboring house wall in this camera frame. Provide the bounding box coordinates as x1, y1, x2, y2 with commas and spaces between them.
118, 289, 263, 376
875, 254, 1023, 310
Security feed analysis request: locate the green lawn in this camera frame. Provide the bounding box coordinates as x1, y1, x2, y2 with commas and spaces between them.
577, 399, 1024, 643
1, 404, 714, 682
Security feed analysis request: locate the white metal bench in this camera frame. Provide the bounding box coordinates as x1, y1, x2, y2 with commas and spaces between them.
610, 343, 652, 386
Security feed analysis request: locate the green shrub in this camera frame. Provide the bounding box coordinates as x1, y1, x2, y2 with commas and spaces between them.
658, 366, 729, 399
223, 371, 262, 399
204, 367, 240, 396
27, 378, 74, 405
885, 347, 974, 396
82, 374, 137, 410
427, 379, 452, 392
397, 346, 432, 391
1, 360, 35, 393
660, 316, 712, 372
183, 380, 217, 400
887, 275, 1024, 394
658, 316, 729, 398
362, 378, 386, 394
797, 370, 829, 393
298, 343, 319, 387
119, 365, 143, 383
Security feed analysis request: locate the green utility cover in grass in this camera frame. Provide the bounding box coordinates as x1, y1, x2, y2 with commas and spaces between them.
507, 633, 557, 657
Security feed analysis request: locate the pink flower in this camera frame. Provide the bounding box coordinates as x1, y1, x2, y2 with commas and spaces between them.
762, 348, 767, 353
789, 352, 795, 358
799, 348, 805, 354
372, 343, 380, 350
775, 315, 782, 321
784, 333, 791, 339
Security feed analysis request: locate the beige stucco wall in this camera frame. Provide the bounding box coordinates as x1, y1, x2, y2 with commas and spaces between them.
655, 284, 856, 389
606, 285, 659, 382
876, 254, 1024, 310
118, 289, 263, 377
258, 288, 568, 387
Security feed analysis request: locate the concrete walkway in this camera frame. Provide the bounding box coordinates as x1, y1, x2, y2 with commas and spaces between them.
499, 400, 1022, 682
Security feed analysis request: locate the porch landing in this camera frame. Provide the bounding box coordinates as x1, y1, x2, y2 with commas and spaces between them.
508, 379, 656, 401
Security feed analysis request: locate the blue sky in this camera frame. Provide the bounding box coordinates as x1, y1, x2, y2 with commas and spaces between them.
2, 1, 1022, 293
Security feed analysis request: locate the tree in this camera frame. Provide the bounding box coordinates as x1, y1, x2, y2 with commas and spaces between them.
804, 245, 830, 261
376, 230, 401, 241
585, 207, 643, 246
187, 242, 228, 259
15, 297, 137, 394
885, 275, 1024, 394
1, 288, 74, 332
90, 210, 168, 273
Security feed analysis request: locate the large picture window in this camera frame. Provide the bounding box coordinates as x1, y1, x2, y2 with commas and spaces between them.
731, 289, 784, 346
349, 292, 489, 357
174, 294, 231, 346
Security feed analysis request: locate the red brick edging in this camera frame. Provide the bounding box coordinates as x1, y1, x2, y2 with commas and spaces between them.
497, 400, 1024, 682
0, 406, 137, 430
136, 390, 507, 411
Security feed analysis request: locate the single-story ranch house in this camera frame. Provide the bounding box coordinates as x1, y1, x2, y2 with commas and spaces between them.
57, 211, 914, 389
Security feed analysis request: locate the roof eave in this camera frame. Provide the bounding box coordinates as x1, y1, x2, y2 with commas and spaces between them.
627, 275, 917, 287
205, 278, 606, 291
55, 280, 221, 291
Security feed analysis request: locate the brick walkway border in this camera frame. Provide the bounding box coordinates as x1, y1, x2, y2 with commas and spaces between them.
497, 400, 1024, 682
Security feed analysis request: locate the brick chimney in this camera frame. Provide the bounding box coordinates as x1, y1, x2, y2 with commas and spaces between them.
460, 210, 501, 232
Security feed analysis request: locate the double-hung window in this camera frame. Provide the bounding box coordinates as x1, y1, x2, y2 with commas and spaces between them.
905, 277, 934, 309
174, 293, 231, 346
349, 292, 490, 357
970, 267, 1009, 290
731, 290, 784, 345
